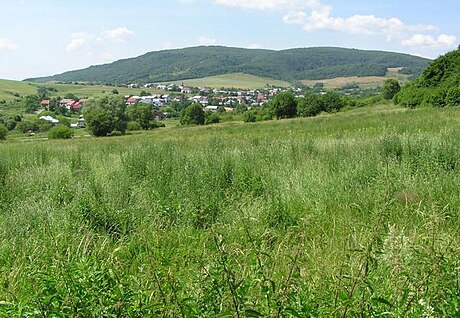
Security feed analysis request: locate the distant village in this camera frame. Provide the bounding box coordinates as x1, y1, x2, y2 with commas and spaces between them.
38, 83, 306, 125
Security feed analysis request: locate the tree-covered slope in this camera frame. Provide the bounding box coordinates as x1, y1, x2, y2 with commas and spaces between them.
395, 48, 460, 108
26, 46, 430, 84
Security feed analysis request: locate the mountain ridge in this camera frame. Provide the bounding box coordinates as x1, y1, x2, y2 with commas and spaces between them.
25, 46, 431, 84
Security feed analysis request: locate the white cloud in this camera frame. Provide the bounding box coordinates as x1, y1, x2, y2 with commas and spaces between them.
283, 6, 435, 37
213, 0, 320, 10
66, 32, 95, 51
101, 27, 135, 43
0, 38, 19, 51
211, 0, 457, 49
66, 27, 135, 52
402, 34, 457, 47
198, 36, 217, 45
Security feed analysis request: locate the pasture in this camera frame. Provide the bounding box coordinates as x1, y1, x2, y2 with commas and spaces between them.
0, 104, 459, 316
167, 73, 291, 89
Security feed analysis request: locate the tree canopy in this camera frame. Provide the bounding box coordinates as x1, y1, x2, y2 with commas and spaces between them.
270, 91, 297, 119
180, 103, 205, 125
382, 79, 401, 100
395, 48, 460, 108
83, 94, 127, 136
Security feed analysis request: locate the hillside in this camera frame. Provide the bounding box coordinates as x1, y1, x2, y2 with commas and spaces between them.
25, 46, 430, 84
395, 48, 460, 108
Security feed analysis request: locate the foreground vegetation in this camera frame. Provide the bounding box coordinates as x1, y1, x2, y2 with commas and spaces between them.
0, 104, 459, 316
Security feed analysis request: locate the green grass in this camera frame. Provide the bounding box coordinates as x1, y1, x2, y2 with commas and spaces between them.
167, 73, 291, 89
301, 68, 410, 89
0, 79, 164, 102
0, 104, 460, 316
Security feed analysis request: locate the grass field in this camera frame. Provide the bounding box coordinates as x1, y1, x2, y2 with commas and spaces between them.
301, 68, 410, 89
1, 104, 460, 316
0, 79, 164, 102
167, 73, 291, 89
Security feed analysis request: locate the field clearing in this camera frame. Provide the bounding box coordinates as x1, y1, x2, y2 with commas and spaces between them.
301, 68, 410, 89
0, 79, 164, 101
167, 73, 291, 89
1, 104, 460, 316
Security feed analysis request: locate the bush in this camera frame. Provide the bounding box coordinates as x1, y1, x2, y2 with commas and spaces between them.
205, 111, 220, 125
180, 103, 205, 125
48, 125, 74, 139
149, 120, 165, 129
16, 120, 40, 133
382, 79, 401, 100
127, 121, 142, 131
297, 93, 323, 117
270, 91, 297, 119
0, 124, 7, 140
243, 111, 257, 122
83, 94, 127, 137
446, 86, 460, 106
5, 120, 16, 131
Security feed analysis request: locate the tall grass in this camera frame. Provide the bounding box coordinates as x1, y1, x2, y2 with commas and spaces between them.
0, 105, 459, 316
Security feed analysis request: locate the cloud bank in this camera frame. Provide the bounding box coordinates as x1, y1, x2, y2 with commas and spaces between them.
66, 27, 135, 52
210, 0, 457, 48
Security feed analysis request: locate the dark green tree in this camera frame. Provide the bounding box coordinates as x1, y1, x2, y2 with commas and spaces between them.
322, 91, 344, 113
297, 93, 323, 117
382, 79, 401, 100
180, 103, 205, 125
270, 91, 297, 119
83, 94, 128, 136
127, 103, 155, 129
23, 95, 40, 113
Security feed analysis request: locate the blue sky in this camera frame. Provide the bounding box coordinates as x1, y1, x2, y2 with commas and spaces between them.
0, 0, 459, 80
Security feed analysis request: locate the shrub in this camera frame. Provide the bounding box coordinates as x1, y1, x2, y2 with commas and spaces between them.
270, 91, 297, 119
0, 124, 7, 140
5, 120, 16, 131
446, 86, 460, 106
149, 120, 165, 129
16, 120, 40, 133
180, 103, 205, 125
83, 94, 127, 136
243, 111, 257, 122
205, 111, 220, 125
127, 121, 142, 131
382, 79, 401, 100
48, 125, 74, 139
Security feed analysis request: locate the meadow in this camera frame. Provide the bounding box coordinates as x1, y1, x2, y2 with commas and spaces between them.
0, 79, 163, 102
168, 73, 290, 90
0, 104, 459, 317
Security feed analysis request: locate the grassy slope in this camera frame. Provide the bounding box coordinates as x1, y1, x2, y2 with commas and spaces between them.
1, 68, 405, 103
0, 79, 164, 101
167, 73, 291, 89
301, 67, 409, 88
1, 104, 459, 316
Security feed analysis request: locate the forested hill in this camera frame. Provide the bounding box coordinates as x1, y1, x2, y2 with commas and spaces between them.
26, 46, 430, 84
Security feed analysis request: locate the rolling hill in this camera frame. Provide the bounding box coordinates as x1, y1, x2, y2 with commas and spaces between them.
25, 46, 430, 85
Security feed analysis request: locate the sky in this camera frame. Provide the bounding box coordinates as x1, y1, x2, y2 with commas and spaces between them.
0, 0, 459, 80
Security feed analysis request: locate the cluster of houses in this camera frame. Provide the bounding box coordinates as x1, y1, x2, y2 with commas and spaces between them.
127, 83, 296, 109
37, 84, 301, 128
40, 98, 87, 112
